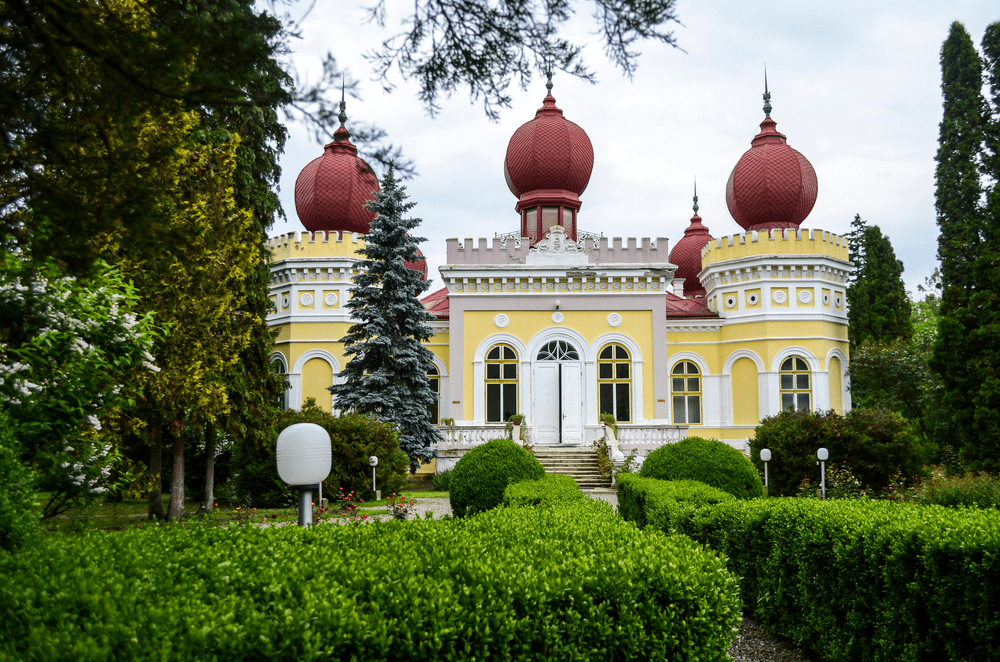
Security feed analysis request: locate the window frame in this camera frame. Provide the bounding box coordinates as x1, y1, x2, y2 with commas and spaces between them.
670, 360, 702, 425
597, 343, 632, 423
779, 355, 812, 411
485, 343, 518, 423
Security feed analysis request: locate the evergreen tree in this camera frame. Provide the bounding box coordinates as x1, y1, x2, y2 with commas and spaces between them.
930, 21, 1000, 471
329, 164, 440, 472
846, 215, 912, 348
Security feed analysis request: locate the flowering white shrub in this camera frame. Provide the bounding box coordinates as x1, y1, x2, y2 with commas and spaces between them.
0, 256, 158, 518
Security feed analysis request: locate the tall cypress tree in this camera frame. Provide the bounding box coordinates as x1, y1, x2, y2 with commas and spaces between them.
846, 215, 912, 348
329, 164, 441, 472
930, 21, 1000, 471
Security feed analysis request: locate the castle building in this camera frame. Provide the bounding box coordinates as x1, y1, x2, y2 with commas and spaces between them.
267, 82, 851, 467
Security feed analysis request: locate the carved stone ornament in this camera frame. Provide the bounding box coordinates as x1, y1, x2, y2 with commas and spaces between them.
798, 290, 813, 304
281, 295, 289, 309
324, 292, 338, 306
529, 225, 584, 254
772, 290, 787, 304
494, 314, 510, 328
552, 312, 564, 324
607, 313, 622, 328
299, 292, 314, 307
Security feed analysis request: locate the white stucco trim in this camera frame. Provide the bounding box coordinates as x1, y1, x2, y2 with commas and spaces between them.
719, 349, 765, 426
290, 349, 341, 412
666, 351, 720, 428
769, 346, 820, 373
825, 347, 851, 412
587, 332, 645, 425
764, 346, 821, 417
472, 334, 530, 425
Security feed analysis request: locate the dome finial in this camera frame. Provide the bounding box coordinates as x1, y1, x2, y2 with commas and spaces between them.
692, 177, 699, 214
545, 63, 553, 96
763, 65, 772, 119
337, 75, 349, 131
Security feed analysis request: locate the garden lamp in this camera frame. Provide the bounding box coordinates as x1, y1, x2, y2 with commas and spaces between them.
817, 447, 829, 500
369, 455, 380, 501
760, 448, 771, 490
276, 423, 332, 527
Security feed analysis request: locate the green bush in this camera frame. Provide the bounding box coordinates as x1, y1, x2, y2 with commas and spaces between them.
683, 498, 1000, 662
233, 402, 408, 507
0, 410, 37, 551
917, 471, 1000, 509
432, 468, 452, 492
0, 500, 741, 661
639, 436, 764, 499
448, 438, 545, 517
502, 474, 585, 507
617, 474, 734, 533
751, 408, 924, 497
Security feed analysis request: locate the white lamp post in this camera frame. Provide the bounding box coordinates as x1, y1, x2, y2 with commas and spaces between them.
817, 447, 829, 500
760, 448, 771, 494
369, 455, 380, 501
276, 423, 332, 527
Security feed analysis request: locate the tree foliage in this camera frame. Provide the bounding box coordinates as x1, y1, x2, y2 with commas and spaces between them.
329, 164, 441, 471
365, 0, 681, 119
930, 21, 1000, 472
846, 214, 912, 348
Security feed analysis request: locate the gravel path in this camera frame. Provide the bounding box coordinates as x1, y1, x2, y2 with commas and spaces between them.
323, 491, 819, 661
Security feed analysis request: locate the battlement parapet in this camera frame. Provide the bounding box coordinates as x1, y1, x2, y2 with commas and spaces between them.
702, 228, 849, 268
446, 236, 671, 266
267, 230, 366, 260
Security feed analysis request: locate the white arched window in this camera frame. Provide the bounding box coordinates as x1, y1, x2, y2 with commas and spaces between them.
485, 344, 518, 423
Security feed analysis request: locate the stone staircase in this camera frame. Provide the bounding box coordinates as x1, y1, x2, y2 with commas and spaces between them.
532, 446, 611, 490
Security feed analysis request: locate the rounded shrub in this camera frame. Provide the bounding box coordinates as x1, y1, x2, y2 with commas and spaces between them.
640, 436, 764, 499
449, 438, 545, 517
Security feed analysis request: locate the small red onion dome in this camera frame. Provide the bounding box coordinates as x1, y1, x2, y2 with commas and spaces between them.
405, 247, 428, 281
294, 100, 380, 235
726, 86, 817, 232
504, 87, 594, 202
669, 184, 713, 298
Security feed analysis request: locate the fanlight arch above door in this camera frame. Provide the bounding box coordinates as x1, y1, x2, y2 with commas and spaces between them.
536, 340, 580, 361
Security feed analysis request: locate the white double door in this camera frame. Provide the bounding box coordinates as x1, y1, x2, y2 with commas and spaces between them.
532, 360, 584, 445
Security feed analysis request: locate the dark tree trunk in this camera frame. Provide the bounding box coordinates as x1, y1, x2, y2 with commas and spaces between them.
167, 430, 184, 521
147, 434, 165, 521
202, 421, 216, 513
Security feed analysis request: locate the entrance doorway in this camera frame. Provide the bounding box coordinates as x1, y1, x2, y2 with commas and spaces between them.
532, 340, 583, 444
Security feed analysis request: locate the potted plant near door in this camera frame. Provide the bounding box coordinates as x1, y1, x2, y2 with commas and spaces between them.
505, 414, 526, 444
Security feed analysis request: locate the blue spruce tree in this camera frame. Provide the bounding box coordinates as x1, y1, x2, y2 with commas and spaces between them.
329, 163, 441, 472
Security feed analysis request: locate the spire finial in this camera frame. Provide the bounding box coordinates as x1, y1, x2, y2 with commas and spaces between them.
545, 62, 553, 96
763, 65, 772, 119
692, 177, 699, 215
338, 75, 348, 130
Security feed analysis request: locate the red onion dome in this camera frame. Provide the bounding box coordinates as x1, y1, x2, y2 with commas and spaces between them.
405, 247, 428, 281
503, 91, 594, 200
669, 186, 713, 298
725, 88, 817, 232
294, 102, 380, 235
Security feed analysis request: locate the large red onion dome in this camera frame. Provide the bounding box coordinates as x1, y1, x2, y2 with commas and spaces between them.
726, 86, 817, 232
669, 184, 713, 298
294, 100, 380, 235
503, 90, 594, 197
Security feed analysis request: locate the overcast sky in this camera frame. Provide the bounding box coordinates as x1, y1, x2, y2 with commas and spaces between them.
269, 1, 999, 296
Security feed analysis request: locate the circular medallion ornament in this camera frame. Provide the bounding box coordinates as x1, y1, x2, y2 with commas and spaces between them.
725, 295, 737, 309
747, 292, 760, 306
772, 290, 787, 304
299, 292, 314, 307
494, 314, 510, 328
798, 290, 813, 304
552, 312, 564, 324
835, 295, 843, 308
324, 292, 338, 306
607, 313, 622, 328
281, 295, 290, 309
823, 293, 830, 305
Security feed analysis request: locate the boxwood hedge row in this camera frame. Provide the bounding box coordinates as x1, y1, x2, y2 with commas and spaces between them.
501, 474, 585, 508
616, 474, 734, 533
685, 499, 1000, 662
0, 499, 740, 661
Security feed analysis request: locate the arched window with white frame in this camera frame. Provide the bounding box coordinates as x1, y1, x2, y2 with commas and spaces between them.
671, 361, 702, 424
485, 344, 518, 423
780, 355, 811, 411
598, 343, 632, 423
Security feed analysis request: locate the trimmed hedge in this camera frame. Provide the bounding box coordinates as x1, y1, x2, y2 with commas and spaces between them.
680, 499, 1000, 662
0, 501, 741, 661
502, 474, 585, 507
616, 474, 734, 533
448, 438, 545, 517
639, 436, 764, 499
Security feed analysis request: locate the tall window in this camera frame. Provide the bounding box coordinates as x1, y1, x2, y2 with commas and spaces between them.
780, 356, 811, 411
427, 363, 440, 424
598, 344, 631, 422
486, 344, 518, 422
671, 361, 701, 424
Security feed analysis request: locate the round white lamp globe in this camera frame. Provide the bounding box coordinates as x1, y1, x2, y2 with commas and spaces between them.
276, 423, 332, 486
